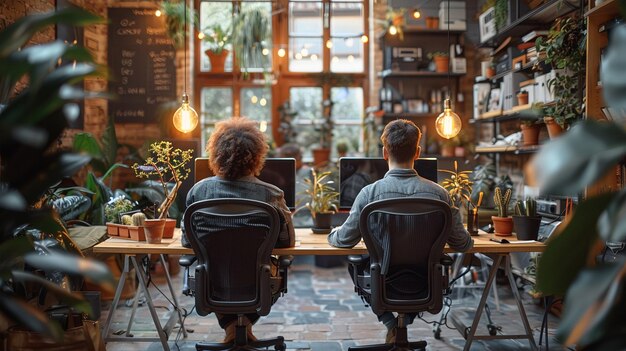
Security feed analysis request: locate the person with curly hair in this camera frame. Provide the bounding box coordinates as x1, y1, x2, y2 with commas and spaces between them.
183, 117, 295, 343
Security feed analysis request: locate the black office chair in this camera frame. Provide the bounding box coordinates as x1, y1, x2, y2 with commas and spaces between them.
183, 198, 290, 351
348, 198, 453, 351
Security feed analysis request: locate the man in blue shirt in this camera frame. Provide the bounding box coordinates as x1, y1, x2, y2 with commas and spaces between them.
328, 119, 473, 342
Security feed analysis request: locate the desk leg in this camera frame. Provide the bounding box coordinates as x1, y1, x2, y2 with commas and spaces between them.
505, 254, 538, 351
463, 254, 502, 351
131, 256, 170, 351
160, 254, 188, 338
125, 283, 141, 335
103, 254, 130, 340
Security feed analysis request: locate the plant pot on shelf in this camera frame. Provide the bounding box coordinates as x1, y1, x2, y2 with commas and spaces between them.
163, 218, 176, 239
441, 145, 455, 157
312, 148, 331, 167
454, 146, 466, 158
491, 216, 513, 236
433, 56, 449, 73
520, 123, 541, 146
205, 49, 229, 73
144, 219, 166, 244
425, 17, 439, 29
517, 92, 529, 106
312, 212, 333, 234
486, 67, 496, 78
512, 216, 541, 240
544, 116, 564, 139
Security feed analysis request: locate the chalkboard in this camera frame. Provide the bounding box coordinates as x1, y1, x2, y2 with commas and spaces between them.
108, 8, 177, 123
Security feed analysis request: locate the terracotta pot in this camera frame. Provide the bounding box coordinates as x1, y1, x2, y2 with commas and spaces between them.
144, 219, 165, 244
118, 225, 130, 238
106, 223, 119, 236
512, 216, 541, 241
517, 92, 529, 106
544, 116, 563, 139
486, 67, 496, 78
520, 123, 541, 146
492, 216, 513, 236
434, 56, 449, 73
162, 218, 176, 239
205, 49, 229, 73
312, 148, 331, 167
128, 225, 146, 241
441, 145, 455, 157
426, 17, 439, 29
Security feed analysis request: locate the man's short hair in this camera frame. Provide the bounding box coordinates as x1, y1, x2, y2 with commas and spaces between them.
276, 143, 302, 160
380, 119, 422, 163
207, 117, 268, 180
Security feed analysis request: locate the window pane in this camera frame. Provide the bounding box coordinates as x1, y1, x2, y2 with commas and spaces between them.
201, 87, 232, 154
330, 2, 364, 72
331, 87, 363, 121
333, 124, 360, 157
200, 2, 233, 72
241, 87, 272, 141
240, 2, 273, 71
289, 38, 323, 72
289, 2, 323, 36
290, 87, 323, 158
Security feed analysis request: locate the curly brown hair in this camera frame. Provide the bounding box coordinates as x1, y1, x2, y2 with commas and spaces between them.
207, 117, 268, 180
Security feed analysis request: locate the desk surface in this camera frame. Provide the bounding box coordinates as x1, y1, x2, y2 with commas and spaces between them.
93, 228, 545, 255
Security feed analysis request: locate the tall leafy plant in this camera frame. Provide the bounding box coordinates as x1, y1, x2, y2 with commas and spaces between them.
530, 8, 626, 349
232, 7, 271, 76
0, 8, 113, 339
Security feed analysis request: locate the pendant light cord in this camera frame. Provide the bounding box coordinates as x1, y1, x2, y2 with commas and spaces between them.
447, 0, 450, 100
184, 0, 187, 95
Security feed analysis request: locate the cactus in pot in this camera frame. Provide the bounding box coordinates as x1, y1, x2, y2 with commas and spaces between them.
492, 187, 514, 236
513, 197, 541, 240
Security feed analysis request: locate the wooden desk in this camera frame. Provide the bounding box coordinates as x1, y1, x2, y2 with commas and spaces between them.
94, 228, 544, 351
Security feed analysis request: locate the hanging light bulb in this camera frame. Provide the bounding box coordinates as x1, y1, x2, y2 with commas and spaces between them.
173, 93, 199, 133
155, 9, 162, 17
326, 40, 333, 48
361, 35, 369, 43
388, 25, 398, 36
412, 8, 421, 19
435, 99, 462, 139
197, 32, 205, 40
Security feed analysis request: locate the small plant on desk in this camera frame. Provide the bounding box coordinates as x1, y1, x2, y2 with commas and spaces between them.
491, 187, 513, 236
297, 168, 339, 233
512, 197, 541, 241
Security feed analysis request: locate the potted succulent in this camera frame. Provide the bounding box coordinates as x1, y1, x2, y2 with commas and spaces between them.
203, 23, 231, 72
429, 52, 450, 73
520, 115, 542, 146
512, 197, 541, 240
492, 187, 513, 236
298, 169, 339, 234
132, 141, 194, 242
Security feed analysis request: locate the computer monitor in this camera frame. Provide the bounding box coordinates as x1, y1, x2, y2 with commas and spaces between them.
194, 158, 297, 210
338, 157, 438, 210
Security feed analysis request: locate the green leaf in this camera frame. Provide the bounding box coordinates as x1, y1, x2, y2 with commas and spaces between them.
73, 132, 104, 172
0, 7, 105, 58
0, 236, 33, 270
557, 262, 626, 347
101, 163, 129, 182
598, 188, 626, 243
0, 292, 63, 340
530, 121, 626, 196
101, 116, 119, 169
536, 193, 615, 296
23, 252, 115, 290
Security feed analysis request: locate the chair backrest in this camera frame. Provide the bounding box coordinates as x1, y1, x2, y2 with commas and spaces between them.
359, 197, 452, 316
183, 198, 280, 317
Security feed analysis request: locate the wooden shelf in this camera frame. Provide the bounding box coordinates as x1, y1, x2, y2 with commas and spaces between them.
383, 112, 435, 118
473, 104, 542, 123
586, 0, 618, 18
479, 0, 579, 48
475, 145, 541, 154
379, 70, 465, 78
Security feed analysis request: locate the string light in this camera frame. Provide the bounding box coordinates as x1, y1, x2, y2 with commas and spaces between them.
251, 95, 258, 104
259, 98, 267, 106
155, 9, 162, 17
277, 48, 286, 57
361, 35, 369, 43
326, 40, 333, 48
295, 53, 303, 60
262, 48, 270, 56
310, 54, 318, 61
300, 47, 309, 56
172, 0, 198, 133
412, 8, 421, 19
197, 32, 205, 40
388, 25, 398, 36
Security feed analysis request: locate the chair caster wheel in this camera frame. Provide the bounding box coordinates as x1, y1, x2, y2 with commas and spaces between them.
275, 343, 286, 351
488, 325, 498, 336
434, 328, 441, 339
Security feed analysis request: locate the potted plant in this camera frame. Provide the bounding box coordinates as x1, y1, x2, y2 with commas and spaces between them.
535, 16, 586, 130
232, 7, 271, 77
105, 196, 134, 237
132, 141, 194, 242
512, 197, 541, 240
440, 136, 459, 157
429, 52, 450, 73
517, 90, 529, 106
492, 187, 513, 236
203, 23, 231, 72
542, 105, 563, 139
160, 0, 198, 48
486, 62, 496, 78
299, 169, 339, 234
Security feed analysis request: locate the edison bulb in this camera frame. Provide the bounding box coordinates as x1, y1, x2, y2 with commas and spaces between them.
172, 93, 199, 133
435, 99, 462, 139
388, 25, 398, 36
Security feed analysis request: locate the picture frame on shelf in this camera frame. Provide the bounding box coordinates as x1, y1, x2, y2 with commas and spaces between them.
407, 99, 425, 113
487, 87, 502, 112
479, 7, 496, 43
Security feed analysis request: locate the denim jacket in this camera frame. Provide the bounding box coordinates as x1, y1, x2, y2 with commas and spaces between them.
327, 168, 473, 252
182, 175, 296, 248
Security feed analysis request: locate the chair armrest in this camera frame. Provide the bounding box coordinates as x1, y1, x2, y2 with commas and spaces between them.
277, 255, 293, 268
440, 254, 453, 267
440, 254, 453, 295
179, 255, 197, 267
348, 255, 367, 266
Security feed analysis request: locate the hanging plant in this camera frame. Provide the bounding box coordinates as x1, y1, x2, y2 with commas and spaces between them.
160, 0, 198, 49
232, 7, 271, 77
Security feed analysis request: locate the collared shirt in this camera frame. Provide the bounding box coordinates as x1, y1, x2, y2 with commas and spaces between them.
183, 175, 296, 248
327, 168, 473, 252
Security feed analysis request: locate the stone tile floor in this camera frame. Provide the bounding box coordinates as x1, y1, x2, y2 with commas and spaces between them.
102, 255, 567, 351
